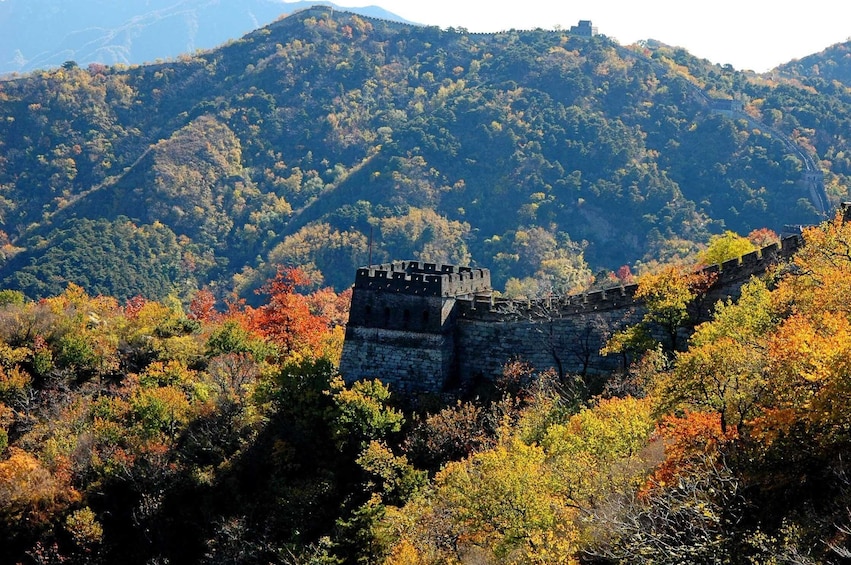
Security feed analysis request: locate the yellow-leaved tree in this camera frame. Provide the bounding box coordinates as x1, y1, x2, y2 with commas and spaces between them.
698, 230, 756, 266
381, 396, 657, 564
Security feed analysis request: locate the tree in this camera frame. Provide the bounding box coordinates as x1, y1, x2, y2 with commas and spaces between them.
746, 228, 780, 248
384, 396, 658, 564
420, 437, 581, 563
331, 377, 404, 452
379, 208, 472, 267
698, 231, 756, 266
659, 278, 777, 434
251, 266, 329, 359
604, 265, 716, 357
0, 447, 80, 537
587, 412, 742, 564
188, 289, 218, 322
756, 211, 851, 442
636, 211, 851, 563
542, 396, 657, 506
404, 401, 492, 471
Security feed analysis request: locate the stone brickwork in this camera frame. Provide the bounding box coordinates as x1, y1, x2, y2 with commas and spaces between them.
339, 261, 491, 393
339, 236, 805, 394
340, 327, 454, 393
454, 302, 644, 385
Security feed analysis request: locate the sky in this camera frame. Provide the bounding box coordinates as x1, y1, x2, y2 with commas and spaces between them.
305, 0, 851, 72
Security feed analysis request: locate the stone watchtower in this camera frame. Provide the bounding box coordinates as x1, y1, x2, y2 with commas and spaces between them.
339, 261, 491, 393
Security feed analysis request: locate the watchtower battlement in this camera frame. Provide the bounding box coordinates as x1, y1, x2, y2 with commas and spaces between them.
346, 261, 491, 333
353, 261, 491, 298
341, 261, 492, 393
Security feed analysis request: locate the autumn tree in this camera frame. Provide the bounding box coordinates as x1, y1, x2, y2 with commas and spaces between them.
762, 211, 851, 441
604, 265, 716, 357
660, 278, 777, 434
698, 230, 756, 266
638, 211, 851, 561
251, 266, 329, 359
188, 288, 218, 322
746, 228, 780, 249
499, 227, 592, 298
379, 207, 472, 267
331, 376, 404, 452
383, 396, 657, 564
588, 411, 742, 564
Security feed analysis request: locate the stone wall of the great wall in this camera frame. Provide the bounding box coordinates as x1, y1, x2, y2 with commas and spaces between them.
340, 327, 454, 392
453, 297, 644, 385
339, 236, 805, 394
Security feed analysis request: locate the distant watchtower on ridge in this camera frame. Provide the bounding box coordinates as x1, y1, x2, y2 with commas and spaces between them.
569, 20, 597, 37
339, 261, 491, 393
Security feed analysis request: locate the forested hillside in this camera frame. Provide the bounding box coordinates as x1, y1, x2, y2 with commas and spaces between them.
0, 7, 849, 303
3, 208, 851, 564
777, 41, 851, 86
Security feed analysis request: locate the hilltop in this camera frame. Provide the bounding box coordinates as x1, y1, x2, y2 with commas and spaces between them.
0, 7, 849, 302
777, 41, 851, 86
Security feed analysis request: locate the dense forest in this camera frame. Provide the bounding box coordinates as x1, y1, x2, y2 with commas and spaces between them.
3, 211, 851, 564
0, 8, 850, 303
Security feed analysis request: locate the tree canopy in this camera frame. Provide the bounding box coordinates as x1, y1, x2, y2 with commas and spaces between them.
0, 10, 846, 302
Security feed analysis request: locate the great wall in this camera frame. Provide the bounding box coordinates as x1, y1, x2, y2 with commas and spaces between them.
339, 234, 806, 393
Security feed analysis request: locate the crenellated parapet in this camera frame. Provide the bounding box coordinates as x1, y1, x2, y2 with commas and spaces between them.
353, 261, 491, 298
455, 235, 803, 324
455, 284, 641, 322
708, 235, 801, 280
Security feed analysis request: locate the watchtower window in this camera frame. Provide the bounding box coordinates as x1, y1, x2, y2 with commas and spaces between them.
422, 310, 430, 326
383, 307, 391, 326
365, 305, 372, 322
402, 309, 411, 329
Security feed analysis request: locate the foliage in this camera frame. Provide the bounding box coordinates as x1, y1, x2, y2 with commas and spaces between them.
383, 396, 657, 564
3, 218, 185, 302
0, 267, 353, 563
698, 230, 757, 266
629, 211, 851, 561
331, 377, 404, 452
0, 10, 843, 300
660, 278, 777, 433
4, 211, 851, 563
251, 266, 330, 360
403, 401, 493, 471
0, 9, 850, 563
604, 265, 716, 356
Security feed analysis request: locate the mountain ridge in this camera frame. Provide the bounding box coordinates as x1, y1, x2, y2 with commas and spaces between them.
3, 2, 847, 77
0, 7, 848, 301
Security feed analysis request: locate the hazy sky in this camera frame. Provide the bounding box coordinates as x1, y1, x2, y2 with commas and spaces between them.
307, 0, 851, 72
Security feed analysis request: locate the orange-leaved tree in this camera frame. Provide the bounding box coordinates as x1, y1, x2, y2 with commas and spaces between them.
763, 210, 851, 442
251, 266, 330, 359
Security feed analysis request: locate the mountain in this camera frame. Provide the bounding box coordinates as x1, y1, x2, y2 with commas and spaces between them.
0, 0, 413, 75
776, 41, 851, 86
0, 8, 849, 302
